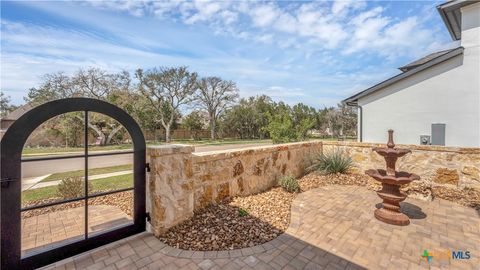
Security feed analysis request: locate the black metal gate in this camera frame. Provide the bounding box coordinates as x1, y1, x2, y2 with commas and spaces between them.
1, 98, 146, 269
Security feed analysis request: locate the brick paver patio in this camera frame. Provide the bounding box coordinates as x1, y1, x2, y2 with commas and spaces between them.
40, 186, 479, 270
22, 205, 132, 257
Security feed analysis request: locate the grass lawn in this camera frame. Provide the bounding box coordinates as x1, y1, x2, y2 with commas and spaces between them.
22, 173, 133, 203
170, 138, 272, 146
41, 164, 132, 182
22, 139, 272, 156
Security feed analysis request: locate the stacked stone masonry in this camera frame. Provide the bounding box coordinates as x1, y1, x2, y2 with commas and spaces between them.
147, 142, 322, 236
322, 141, 480, 188
147, 141, 479, 235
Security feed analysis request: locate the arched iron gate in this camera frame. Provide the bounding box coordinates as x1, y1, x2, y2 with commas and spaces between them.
1, 98, 147, 269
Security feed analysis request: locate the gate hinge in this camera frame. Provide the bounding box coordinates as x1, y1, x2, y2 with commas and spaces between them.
145, 163, 151, 172
146, 212, 151, 222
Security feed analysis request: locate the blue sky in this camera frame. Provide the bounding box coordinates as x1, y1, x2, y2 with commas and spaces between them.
1, 0, 458, 108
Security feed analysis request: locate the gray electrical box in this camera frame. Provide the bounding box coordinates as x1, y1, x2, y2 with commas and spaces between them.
431, 123, 446, 146
420, 135, 431, 145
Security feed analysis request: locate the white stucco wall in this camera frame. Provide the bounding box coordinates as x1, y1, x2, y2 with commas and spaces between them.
357, 3, 480, 147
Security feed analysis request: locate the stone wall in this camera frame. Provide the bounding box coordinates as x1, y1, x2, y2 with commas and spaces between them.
322, 141, 480, 189
147, 141, 322, 236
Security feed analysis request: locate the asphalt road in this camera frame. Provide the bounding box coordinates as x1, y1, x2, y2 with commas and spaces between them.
21, 143, 272, 178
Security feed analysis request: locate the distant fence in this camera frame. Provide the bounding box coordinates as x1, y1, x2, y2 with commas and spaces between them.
145, 129, 237, 141
145, 129, 210, 141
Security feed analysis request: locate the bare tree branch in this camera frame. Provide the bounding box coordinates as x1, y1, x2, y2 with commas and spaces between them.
195, 77, 238, 139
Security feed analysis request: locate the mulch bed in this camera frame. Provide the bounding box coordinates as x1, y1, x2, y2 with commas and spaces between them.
159, 172, 480, 251
21, 190, 133, 219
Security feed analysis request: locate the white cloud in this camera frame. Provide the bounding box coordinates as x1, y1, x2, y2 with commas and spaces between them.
183, 0, 225, 24
249, 4, 279, 28
256, 34, 274, 44
79, 0, 444, 60
332, 0, 366, 16
274, 13, 297, 33
2, 1, 454, 107
86, 0, 150, 17
342, 6, 448, 60
344, 8, 390, 54
295, 3, 348, 48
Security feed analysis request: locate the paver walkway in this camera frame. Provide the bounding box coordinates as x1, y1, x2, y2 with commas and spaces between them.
40, 186, 479, 270
23, 205, 132, 257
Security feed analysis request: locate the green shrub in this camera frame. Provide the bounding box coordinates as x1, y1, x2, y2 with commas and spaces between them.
238, 208, 248, 217
306, 150, 353, 175
56, 176, 92, 199
279, 175, 300, 193
266, 110, 296, 144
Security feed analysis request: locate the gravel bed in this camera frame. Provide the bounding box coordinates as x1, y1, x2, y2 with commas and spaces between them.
159, 188, 295, 251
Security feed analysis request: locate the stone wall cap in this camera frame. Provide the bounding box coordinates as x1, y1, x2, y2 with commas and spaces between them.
148, 144, 195, 156
192, 141, 323, 162
322, 140, 479, 154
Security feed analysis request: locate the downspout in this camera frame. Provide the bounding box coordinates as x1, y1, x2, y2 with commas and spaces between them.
345, 101, 362, 142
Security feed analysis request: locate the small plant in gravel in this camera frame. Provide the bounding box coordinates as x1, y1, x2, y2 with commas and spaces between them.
238, 208, 249, 217
279, 175, 300, 193
306, 150, 353, 175
57, 176, 92, 199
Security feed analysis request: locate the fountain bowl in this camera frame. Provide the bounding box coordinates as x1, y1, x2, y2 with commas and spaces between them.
365, 169, 420, 185
372, 147, 411, 158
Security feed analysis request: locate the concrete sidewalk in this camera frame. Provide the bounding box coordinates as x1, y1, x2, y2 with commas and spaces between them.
23, 170, 132, 191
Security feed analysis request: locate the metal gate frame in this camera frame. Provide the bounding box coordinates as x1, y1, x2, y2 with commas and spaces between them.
1, 98, 146, 269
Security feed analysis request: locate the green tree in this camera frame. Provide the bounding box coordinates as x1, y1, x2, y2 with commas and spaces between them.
291, 103, 316, 140
25, 72, 77, 104
182, 111, 205, 140
1, 92, 16, 118
25, 68, 134, 145
221, 95, 274, 139
266, 102, 295, 143
315, 107, 331, 132
323, 103, 357, 138
338, 103, 357, 137
136, 66, 197, 142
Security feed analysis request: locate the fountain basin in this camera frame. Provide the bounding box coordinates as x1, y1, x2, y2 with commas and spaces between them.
365, 169, 420, 185
372, 147, 411, 158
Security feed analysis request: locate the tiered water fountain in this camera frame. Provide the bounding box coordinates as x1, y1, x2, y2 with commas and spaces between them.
365, 130, 420, 226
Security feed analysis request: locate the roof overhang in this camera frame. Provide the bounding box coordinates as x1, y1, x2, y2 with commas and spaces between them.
437, 0, 478, 41
343, 47, 464, 105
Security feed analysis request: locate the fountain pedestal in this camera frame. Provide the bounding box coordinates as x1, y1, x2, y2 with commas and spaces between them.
365, 130, 420, 226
